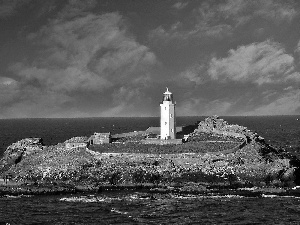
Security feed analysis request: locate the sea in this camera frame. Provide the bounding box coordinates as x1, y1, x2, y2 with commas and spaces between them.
1, 116, 300, 224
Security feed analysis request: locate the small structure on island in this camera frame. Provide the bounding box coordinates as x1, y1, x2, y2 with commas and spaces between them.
160, 87, 176, 140
89, 132, 112, 145
65, 137, 89, 150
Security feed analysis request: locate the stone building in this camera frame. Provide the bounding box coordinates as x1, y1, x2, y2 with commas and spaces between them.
65, 136, 89, 150
89, 132, 112, 145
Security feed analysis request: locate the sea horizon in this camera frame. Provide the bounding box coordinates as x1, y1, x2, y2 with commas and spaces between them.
1, 116, 299, 157
0, 114, 299, 120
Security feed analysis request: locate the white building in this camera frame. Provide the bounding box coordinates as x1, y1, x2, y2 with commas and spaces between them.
160, 88, 176, 139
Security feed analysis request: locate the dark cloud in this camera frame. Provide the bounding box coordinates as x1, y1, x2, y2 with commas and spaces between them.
4, 11, 157, 118
56, 0, 97, 20
0, 0, 32, 18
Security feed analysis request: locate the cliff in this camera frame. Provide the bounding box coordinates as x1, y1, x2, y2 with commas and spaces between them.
1, 116, 300, 195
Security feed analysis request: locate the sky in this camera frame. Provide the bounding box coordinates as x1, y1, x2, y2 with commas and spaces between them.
0, 0, 300, 118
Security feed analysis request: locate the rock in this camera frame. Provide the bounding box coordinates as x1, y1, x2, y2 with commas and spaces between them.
0, 116, 300, 196
0, 138, 43, 175
280, 167, 296, 184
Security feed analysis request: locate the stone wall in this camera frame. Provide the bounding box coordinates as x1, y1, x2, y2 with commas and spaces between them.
141, 139, 182, 145
65, 142, 87, 150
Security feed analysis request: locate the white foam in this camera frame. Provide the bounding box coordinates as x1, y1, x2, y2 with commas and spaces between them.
127, 194, 152, 201
59, 196, 122, 203
238, 187, 258, 191
4, 195, 21, 199
4, 195, 33, 199
262, 194, 278, 198
171, 194, 244, 199
171, 194, 198, 199
111, 208, 128, 215
262, 194, 300, 199
206, 195, 244, 199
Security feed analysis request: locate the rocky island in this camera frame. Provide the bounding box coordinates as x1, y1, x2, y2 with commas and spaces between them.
1, 116, 300, 197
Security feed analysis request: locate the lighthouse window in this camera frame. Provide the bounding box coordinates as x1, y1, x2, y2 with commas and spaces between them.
165, 107, 166, 110
170, 114, 173, 118
171, 129, 173, 132
165, 122, 167, 125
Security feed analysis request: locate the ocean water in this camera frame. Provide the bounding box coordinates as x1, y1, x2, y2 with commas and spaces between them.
1, 116, 300, 224
2, 192, 300, 224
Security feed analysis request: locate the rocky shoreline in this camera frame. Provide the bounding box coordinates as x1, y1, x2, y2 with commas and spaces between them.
2, 181, 300, 198
1, 116, 300, 197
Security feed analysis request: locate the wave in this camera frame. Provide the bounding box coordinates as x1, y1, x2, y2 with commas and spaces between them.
111, 208, 129, 215
262, 194, 300, 199
170, 194, 245, 199
59, 195, 122, 203
2, 194, 33, 199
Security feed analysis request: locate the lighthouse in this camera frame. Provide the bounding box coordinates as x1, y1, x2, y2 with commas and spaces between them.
160, 88, 176, 139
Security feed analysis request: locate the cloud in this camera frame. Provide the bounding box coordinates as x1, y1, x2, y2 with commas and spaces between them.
0, 74, 79, 118
208, 40, 297, 85
178, 97, 232, 116
284, 86, 293, 91
285, 72, 300, 82
0, 77, 19, 105
21, 12, 156, 90
10, 63, 111, 93
149, 1, 234, 43
172, 2, 188, 10
179, 63, 210, 85
219, 0, 298, 25
0, 0, 18, 17
177, 85, 300, 116
150, 0, 297, 44
1, 0, 299, 118
0, 0, 32, 18
244, 89, 300, 115
255, 0, 297, 23
177, 39, 300, 116
0, 76, 16, 86
149, 23, 232, 43
297, 40, 300, 53
210, 0, 298, 29
100, 87, 143, 116
0, 0, 97, 20
6, 12, 157, 118
94, 85, 157, 117
180, 69, 203, 85
56, 0, 97, 20
1, 89, 74, 118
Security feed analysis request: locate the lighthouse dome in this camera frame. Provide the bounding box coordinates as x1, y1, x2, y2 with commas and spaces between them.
164, 87, 172, 95
162, 87, 173, 102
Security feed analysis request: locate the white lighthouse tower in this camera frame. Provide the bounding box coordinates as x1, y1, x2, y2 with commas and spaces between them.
160, 88, 176, 140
